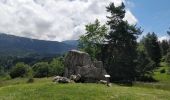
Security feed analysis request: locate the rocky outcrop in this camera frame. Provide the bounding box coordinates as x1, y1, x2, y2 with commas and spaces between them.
64, 50, 108, 83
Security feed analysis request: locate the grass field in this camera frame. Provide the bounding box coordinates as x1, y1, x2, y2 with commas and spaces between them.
0, 78, 170, 100
0, 63, 170, 100
134, 62, 170, 91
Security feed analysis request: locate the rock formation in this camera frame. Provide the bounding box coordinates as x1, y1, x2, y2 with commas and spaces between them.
64, 50, 108, 83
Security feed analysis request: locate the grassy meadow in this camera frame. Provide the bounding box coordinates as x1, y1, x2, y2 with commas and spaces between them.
0, 79, 170, 100
0, 63, 170, 100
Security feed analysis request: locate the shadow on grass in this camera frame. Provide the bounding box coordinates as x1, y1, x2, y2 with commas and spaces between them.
136, 76, 158, 83
112, 76, 159, 87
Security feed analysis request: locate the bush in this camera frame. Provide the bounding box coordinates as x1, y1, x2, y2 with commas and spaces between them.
160, 69, 166, 73
49, 58, 64, 76
0, 74, 11, 81
32, 62, 50, 78
10, 62, 29, 78
32, 58, 64, 78
3, 74, 11, 80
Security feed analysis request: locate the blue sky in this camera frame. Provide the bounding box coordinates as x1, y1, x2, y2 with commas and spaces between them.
128, 0, 170, 38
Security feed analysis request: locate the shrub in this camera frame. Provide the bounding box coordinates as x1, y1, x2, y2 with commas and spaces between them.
0, 74, 11, 81
32, 58, 64, 78
10, 62, 29, 78
32, 62, 50, 78
3, 74, 11, 80
49, 58, 64, 76
160, 69, 166, 73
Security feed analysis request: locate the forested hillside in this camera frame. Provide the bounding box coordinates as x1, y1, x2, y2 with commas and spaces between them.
0, 33, 77, 57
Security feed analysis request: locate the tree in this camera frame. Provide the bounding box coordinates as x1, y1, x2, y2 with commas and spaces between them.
49, 58, 64, 76
0, 66, 5, 76
141, 33, 161, 66
10, 62, 29, 78
167, 28, 170, 36
160, 40, 169, 56
79, 19, 107, 60
136, 48, 156, 79
165, 52, 170, 66
104, 3, 142, 81
32, 62, 50, 78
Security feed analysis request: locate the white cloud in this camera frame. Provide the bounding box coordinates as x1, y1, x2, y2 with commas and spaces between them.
158, 35, 170, 41
124, 9, 138, 25
0, 0, 137, 41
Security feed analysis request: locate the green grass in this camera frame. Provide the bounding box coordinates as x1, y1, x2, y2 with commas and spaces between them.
0, 78, 170, 100
0, 78, 52, 87
0, 62, 170, 100
134, 62, 170, 91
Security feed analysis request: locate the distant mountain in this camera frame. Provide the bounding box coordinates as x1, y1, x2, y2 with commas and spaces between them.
62, 40, 79, 47
0, 33, 77, 57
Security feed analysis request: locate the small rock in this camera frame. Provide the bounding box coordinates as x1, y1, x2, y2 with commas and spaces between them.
107, 83, 112, 87
98, 80, 107, 84
53, 76, 71, 83
58, 77, 71, 83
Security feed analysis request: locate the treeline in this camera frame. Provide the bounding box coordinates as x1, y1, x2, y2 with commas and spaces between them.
79, 2, 170, 82
0, 56, 64, 80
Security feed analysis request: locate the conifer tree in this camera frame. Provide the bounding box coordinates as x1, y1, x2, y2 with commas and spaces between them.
105, 3, 142, 81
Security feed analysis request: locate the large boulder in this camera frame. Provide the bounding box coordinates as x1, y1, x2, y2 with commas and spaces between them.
64, 50, 108, 83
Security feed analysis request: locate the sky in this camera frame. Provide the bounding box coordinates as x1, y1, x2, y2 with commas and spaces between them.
0, 0, 169, 41
128, 0, 170, 41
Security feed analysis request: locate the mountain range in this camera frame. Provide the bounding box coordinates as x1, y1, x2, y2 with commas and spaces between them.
0, 33, 78, 57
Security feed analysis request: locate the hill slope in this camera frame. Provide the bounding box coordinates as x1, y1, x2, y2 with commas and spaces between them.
62, 40, 79, 47
0, 33, 76, 57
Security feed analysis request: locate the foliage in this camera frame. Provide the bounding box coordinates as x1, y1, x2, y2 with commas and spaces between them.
159, 40, 169, 56
0, 33, 76, 57
160, 69, 166, 73
49, 58, 64, 76
0, 73, 11, 81
32, 57, 64, 78
0, 66, 5, 76
79, 19, 107, 60
104, 3, 142, 81
32, 62, 50, 78
141, 33, 161, 66
136, 50, 156, 78
0, 56, 16, 71
10, 62, 30, 78
26, 67, 34, 83
165, 52, 170, 66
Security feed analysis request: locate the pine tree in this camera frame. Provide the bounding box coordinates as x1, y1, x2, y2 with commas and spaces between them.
105, 3, 142, 81
160, 40, 169, 56
142, 32, 161, 67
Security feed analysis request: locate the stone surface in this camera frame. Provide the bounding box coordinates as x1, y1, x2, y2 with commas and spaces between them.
64, 50, 108, 83
70, 74, 81, 82
98, 80, 107, 84
53, 76, 71, 83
